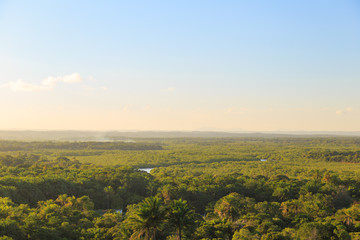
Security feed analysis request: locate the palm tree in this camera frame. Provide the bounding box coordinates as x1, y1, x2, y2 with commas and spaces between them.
127, 196, 165, 240
336, 208, 356, 227
214, 192, 243, 221
168, 199, 200, 240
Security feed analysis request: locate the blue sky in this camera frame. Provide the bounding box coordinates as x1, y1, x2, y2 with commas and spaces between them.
0, 1, 359, 131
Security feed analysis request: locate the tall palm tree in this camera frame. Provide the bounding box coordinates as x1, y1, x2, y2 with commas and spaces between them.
127, 196, 165, 240
168, 199, 200, 240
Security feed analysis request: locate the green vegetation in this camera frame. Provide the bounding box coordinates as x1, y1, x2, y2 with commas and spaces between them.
0, 136, 360, 239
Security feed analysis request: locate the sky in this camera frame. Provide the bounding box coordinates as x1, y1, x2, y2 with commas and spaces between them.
0, 0, 359, 132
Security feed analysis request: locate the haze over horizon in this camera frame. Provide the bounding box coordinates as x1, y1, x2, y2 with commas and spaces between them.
1, 1, 359, 132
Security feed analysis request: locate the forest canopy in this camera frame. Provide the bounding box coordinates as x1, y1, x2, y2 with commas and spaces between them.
0, 136, 360, 239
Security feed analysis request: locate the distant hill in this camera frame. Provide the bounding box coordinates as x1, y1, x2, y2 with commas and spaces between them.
0, 130, 359, 141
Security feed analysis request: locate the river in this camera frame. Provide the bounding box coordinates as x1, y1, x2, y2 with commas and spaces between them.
138, 168, 154, 173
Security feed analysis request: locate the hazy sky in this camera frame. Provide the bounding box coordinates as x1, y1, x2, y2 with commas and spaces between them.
0, 1, 359, 131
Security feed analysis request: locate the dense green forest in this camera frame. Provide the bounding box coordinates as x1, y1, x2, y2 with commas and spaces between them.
1, 137, 360, 239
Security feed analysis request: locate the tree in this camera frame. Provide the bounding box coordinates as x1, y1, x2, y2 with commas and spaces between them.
214, 193, 253, 221
167, 199, 200, 240
126, 197, 165, 240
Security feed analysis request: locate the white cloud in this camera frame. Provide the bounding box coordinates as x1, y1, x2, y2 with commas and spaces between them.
42, 73, 82, 85
4, 79, 51, 92
2, 73, 83, 92
61, 73, 82, 83
336, 107, 353, 115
